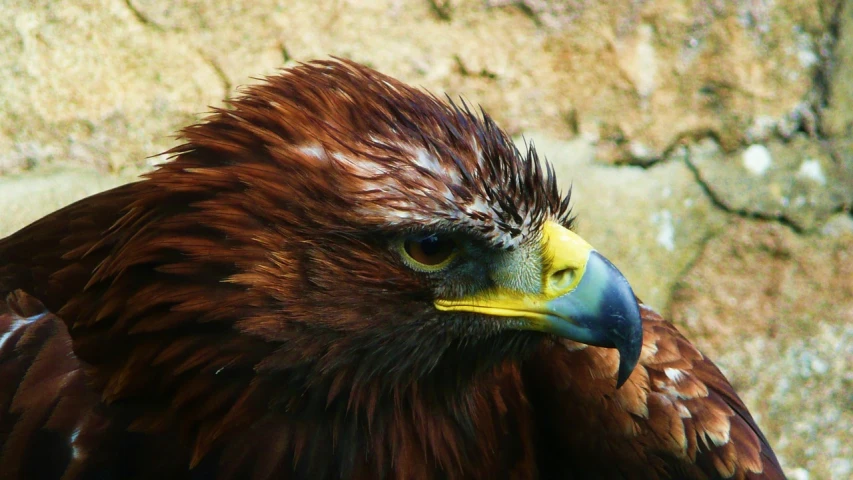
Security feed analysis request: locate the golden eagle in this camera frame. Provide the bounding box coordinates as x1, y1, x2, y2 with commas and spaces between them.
0, 60, 783, 479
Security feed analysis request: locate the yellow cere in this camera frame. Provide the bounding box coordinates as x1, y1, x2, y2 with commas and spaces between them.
540, 221, 593, 298
434, 221, 594, 321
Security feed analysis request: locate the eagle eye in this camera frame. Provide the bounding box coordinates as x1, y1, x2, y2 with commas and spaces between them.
401, 234, 457, 270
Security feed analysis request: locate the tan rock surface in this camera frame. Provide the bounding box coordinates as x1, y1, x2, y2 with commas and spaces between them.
686, 135, 853, 232
2, 0, 852, 477
1, 0, 829, 172
0, 166, 141, 237
670, 219, 853, 478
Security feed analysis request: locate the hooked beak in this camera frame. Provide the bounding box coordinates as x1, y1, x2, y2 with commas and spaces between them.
435, 221, 643, 388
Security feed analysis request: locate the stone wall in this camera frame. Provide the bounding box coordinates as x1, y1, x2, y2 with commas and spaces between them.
1, 1, 851, 477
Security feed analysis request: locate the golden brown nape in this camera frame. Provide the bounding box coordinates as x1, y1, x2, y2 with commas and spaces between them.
0, 59, 784, 479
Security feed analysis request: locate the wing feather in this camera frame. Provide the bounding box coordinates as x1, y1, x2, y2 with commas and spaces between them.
523, 303, 785, 479
0, 290, 102, 479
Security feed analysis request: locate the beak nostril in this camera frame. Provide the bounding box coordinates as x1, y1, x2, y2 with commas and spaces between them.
550, 268, 575, 291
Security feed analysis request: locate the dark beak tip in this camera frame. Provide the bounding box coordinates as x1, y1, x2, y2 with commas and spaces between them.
589, 252, 643, 389
615, 357, 635, 388
613, 319, 643, 389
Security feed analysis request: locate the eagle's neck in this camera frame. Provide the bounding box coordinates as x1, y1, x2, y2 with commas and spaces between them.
205, 344, 541, 479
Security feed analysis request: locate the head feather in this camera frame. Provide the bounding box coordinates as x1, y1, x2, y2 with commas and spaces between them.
164, 58, 573, 248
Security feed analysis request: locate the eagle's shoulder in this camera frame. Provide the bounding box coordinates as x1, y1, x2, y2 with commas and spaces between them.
522, 304, 784, 479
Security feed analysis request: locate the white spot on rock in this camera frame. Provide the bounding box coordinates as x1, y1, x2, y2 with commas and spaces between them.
794, 29, 819, 69
651, 210, 675, 251
821, 213, 853, 237
614, 24, 658, 107
742, 144, 772, 176
798, 49, 819, 69
831, 458, 852, 479
629, 141, 654, 161
632, 25, 658, 100
810, 357, 829, 375
747, 115, 778, 141
797, 159, 826, 185
788, 467, 810, 480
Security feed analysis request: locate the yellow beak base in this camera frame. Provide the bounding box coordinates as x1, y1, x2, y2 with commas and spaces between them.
434, 221, 643, 387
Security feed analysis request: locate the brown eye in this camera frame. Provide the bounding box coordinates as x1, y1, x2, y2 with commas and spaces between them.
403, 234, 457, 269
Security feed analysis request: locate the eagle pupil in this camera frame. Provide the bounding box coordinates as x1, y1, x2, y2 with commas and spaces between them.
420, 235, 443, 256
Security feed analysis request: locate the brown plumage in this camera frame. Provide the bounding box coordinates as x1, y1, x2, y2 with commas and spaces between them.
0, 59, 784, 479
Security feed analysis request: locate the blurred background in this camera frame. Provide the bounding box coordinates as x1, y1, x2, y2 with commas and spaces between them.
1, 1, 851, 477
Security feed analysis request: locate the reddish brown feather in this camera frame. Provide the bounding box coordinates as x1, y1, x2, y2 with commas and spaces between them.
0, 59, 783, 479
522, 305, 784, 479
0, 291, 103, 479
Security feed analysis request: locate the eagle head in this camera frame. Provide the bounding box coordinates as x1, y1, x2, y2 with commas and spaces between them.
73, 60, 642, 409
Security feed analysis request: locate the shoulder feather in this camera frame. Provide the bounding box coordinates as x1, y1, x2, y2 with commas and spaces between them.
523, 303, 784, 479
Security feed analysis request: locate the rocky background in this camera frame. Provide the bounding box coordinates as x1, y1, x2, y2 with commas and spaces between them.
1, 1, 851, 477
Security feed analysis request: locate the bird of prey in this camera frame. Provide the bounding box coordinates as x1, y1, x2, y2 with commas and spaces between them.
0, 59, 784, 479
